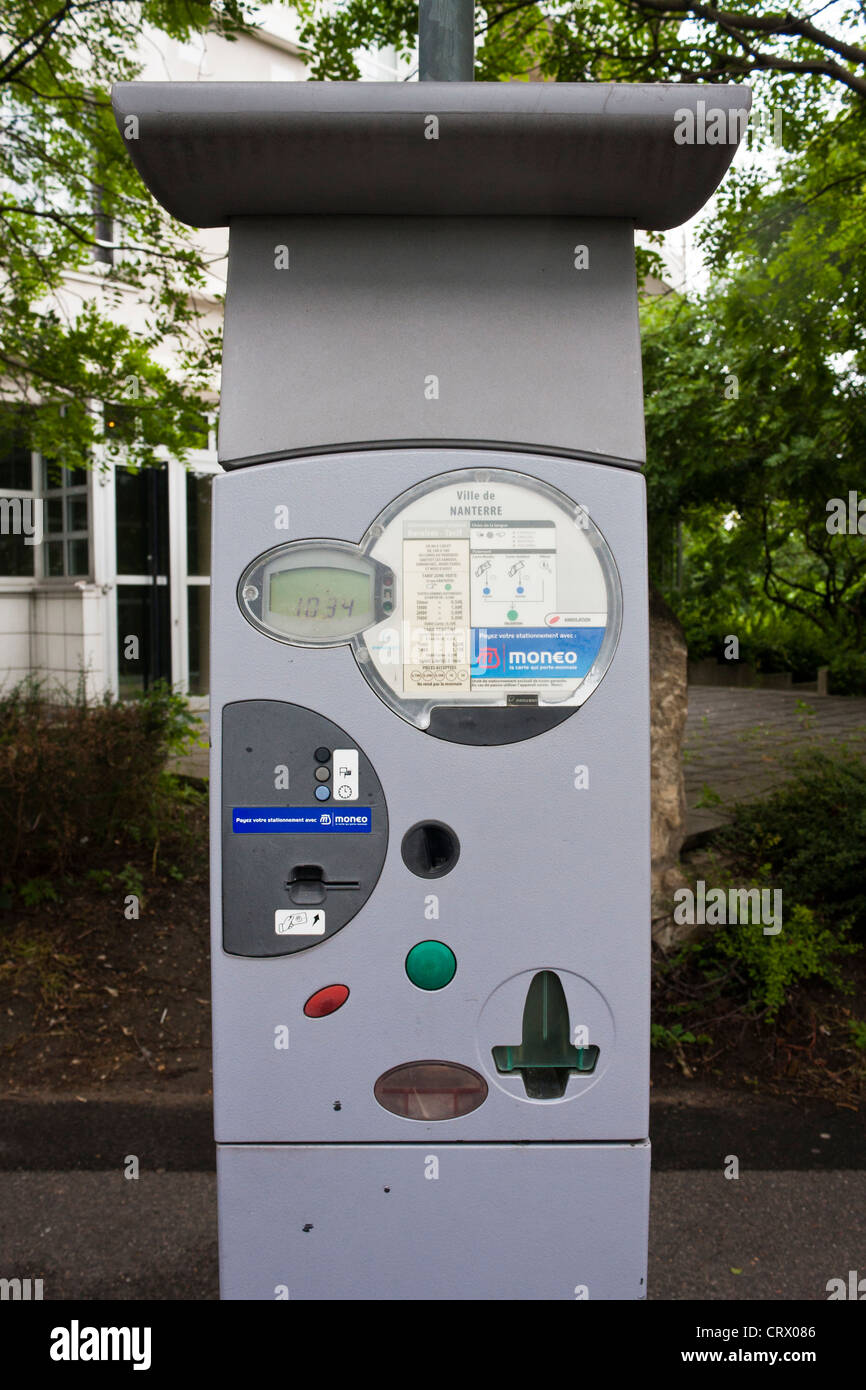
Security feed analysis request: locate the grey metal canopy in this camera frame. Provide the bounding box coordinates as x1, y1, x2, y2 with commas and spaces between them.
112, 81, 750, 230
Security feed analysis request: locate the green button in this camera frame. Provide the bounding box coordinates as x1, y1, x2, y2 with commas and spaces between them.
405, 940, 456, 991
507, 609, 519, 621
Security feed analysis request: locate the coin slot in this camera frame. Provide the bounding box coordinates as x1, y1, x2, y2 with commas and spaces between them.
400, 821, 460, 878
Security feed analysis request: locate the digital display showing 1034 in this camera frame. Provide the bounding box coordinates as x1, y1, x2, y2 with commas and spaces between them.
268, 566, 372, 623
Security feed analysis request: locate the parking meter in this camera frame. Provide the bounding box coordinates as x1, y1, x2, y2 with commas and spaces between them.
114, 81, 748, 1300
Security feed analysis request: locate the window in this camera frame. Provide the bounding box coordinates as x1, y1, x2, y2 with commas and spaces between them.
41, 459, 89, 578
186, 470, 213, 694
186, 471, 212, 576
114, 462, 171, 694
0, 406, 36, 577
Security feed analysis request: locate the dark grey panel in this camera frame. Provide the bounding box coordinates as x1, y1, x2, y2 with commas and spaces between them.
217, 218, 646, 465
426, 702, 574, 744
111, 81, 750, 229
221, 701, 388, 956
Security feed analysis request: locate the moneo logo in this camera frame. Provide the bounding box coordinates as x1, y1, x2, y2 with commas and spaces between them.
510, 649, 579, 666
50, 1320, 152, 1370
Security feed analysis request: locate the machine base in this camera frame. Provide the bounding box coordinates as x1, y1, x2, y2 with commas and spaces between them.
217, 1140, 650, 1300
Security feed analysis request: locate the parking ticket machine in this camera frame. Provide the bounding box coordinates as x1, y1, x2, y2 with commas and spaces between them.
114, 81, 748, 1299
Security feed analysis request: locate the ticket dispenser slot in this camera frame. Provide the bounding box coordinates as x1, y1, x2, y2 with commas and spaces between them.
285, 866, 360, 905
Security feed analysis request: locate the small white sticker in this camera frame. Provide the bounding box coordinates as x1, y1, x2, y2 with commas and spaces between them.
275, 909, 326, 935
332, 749, 358, 802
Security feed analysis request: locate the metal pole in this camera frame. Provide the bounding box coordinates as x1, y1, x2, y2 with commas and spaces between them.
418, 0, 474, 81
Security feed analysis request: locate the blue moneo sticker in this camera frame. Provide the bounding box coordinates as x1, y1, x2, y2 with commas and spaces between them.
232, 807, 372, 833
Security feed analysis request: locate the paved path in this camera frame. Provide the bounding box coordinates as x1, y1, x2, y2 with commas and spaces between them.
1, 1168, 862, 1300
684, 687, 866, 843
1, 1087, 862, 1299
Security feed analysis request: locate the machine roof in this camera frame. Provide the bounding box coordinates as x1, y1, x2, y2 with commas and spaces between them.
111, 81, 750, 230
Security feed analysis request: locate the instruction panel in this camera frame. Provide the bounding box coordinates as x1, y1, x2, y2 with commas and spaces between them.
402, 527, 471, 694
357, 469, 620, 722
469, 520, 556, 626
400, 515, 605, 695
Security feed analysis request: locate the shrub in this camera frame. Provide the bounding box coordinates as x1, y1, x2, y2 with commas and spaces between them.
694, 901, 858, 1021
828, 649, 866, 696
717, 750, 866, 938
0, 679, 203, 883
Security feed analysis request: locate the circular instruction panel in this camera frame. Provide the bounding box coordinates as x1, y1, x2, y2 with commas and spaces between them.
353, 468, 622, 740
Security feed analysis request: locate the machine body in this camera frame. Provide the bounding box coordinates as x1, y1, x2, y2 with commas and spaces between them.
113, 81, 749, 1299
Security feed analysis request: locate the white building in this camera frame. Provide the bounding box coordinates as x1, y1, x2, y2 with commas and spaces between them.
0, 11, 405, 706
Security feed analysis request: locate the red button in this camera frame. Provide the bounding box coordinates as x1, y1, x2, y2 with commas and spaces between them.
304, 984, 350, 1018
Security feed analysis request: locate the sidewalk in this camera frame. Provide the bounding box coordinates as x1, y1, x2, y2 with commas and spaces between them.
1, 1166, 862, 1299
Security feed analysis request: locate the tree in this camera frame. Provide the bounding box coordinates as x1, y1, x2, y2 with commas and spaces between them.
0, 1, 259, 469
297, 0, 866, 103
642, 96, 866, 687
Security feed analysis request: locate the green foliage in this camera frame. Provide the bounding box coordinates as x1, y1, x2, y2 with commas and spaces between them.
128, 680, 204, 761
849, 1019, 866, 1051
651, 1022, 711, 1049
643, 99, 866, 684
694, 901, 857, 1022
117, 862, 146, 900
0, 679, 204, 883
0, 1, 262, 468
827, 648, 866, 697
85, 868, 115, 893
296, 0, 865, 115
0, 928, 80, 1003
19, 876, 59, 907
718, 752, 866, 940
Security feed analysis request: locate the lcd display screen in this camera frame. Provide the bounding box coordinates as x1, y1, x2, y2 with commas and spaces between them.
268, 566, 372, 624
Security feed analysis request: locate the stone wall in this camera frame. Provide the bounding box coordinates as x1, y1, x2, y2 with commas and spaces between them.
649, 586, 688, 944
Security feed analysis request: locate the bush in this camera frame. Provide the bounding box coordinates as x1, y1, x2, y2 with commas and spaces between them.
717, 751, 866, 939
828, 649, 866, 696
693, 901, 858, 1021
0, 679, 202, 883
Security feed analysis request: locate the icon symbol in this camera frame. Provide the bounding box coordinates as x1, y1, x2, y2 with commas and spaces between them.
275, 908, 327, 936
479, 647, 499, 670
337, 785, 352, 798
277, 911, 311, 934
320, 812, 332, 824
